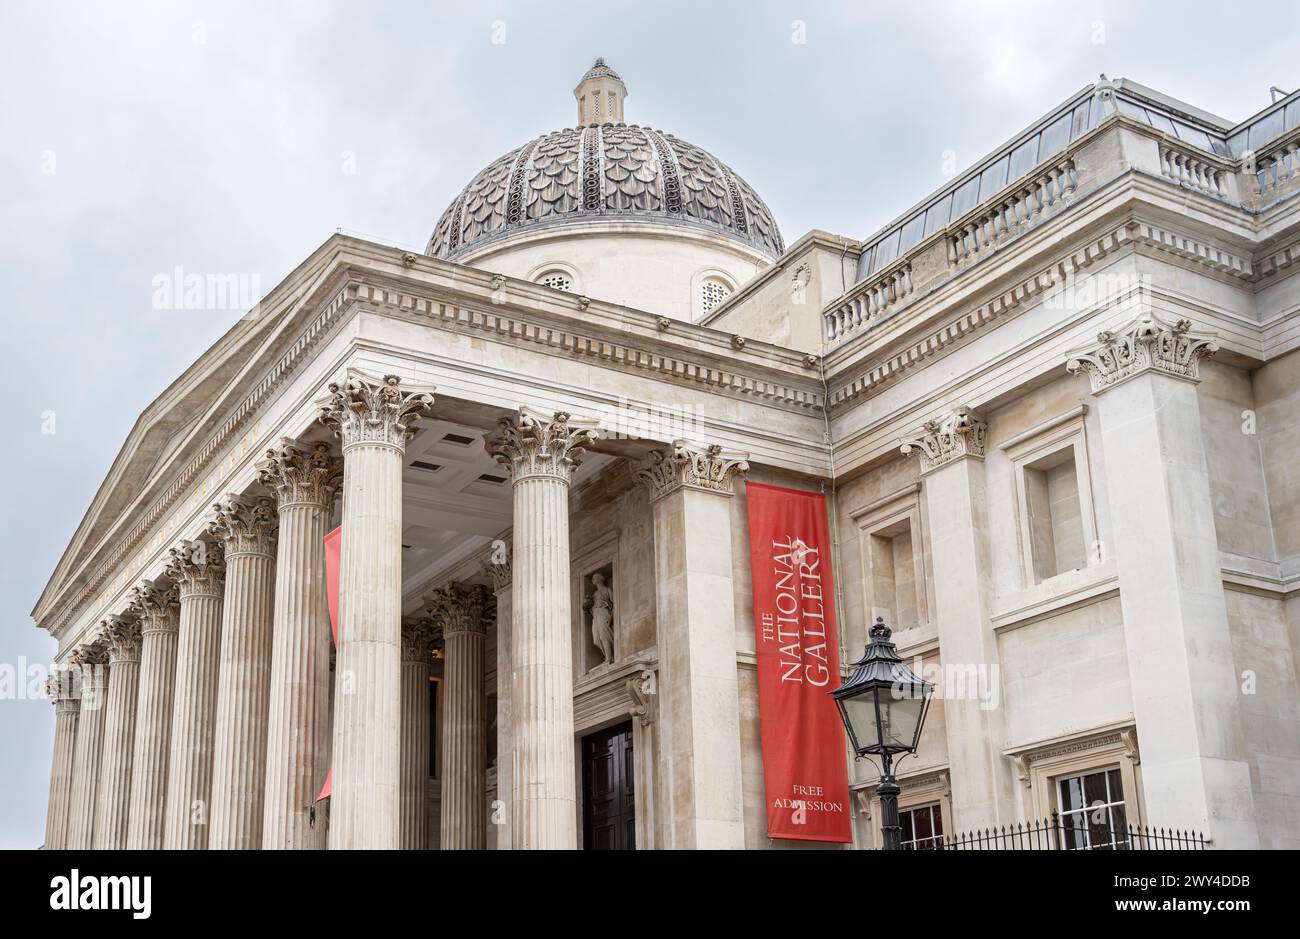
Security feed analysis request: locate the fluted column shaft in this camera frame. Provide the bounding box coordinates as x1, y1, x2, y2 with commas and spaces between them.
92, 619, 142, 849
66, 654, 108, 849
43, 671, 80, 850
320, 371, 434, 849
399, 620, 435, 849
261, 443, 341, 850
208, 497, 278, 849
126, 583, 180, 849
430, 584, 490, 850
162, 542, 226, 849
485, 554, 514, 850
512, 474, 576, 849
486, 408, 598, 850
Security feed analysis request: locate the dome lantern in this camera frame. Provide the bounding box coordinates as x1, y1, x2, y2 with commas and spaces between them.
575, 57, 627, 125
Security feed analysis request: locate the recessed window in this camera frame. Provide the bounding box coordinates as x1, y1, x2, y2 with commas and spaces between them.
477, 473, 507, 484
441, 433, 474, 446
868, 521, 919, 629
1057, 768, 1127, 850
410, 460, 442, 473
1023, 446, 1085, 582
900, 803, 944, 850
538, 270, 572, 292
700, 277, 733, 314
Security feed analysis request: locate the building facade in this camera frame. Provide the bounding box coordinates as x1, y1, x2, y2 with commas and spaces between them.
33, 62, 1300, 850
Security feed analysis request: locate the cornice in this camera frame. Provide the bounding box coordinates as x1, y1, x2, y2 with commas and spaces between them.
347, 277, 824, 411
825, 224, 1136, 409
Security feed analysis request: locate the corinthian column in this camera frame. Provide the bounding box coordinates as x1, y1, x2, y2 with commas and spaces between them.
259, 441, 343, 850
66, 642, 108, 849
635, 440, 749, 849
428, 583, 492, 850
485, 408, 598, 850
162, 539, 226, 849
207, 496, 278, 849
92, 616, 142, 849
43, 668, 80, 850
125, 580, 181, 849
399, 616, 437, 850
319, 371, 435, 849
482, 547, 513, 850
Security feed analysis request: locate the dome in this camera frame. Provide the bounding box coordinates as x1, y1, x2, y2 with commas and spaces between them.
425, 60, 784, 262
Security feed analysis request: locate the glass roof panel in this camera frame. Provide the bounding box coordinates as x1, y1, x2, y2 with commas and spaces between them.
1008, 135, 1041, 181
1040, 113, 1072, 159
923, 194, 953, 237
899, 213, 927, 254
978, 156, 1010, 201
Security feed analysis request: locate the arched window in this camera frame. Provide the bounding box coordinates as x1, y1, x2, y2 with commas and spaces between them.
700, 276, 733, 314
538, 270, 572, 292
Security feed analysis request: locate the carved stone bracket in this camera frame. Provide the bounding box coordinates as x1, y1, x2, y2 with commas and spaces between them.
318, 370, 436, 452
900, 405, 988, 473
164, 539, 226, 601
625, 669, 657, 726
484, 407, 600, 483
258, 441, 344, 509
208, 496, 277, 558
425, 582, 493, 638
634, 439, 750, 501
1066, 312, 1218, 392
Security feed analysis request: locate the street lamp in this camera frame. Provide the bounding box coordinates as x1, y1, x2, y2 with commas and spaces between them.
830, 615, 934, 850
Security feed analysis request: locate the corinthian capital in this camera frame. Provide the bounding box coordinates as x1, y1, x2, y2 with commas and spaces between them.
318, 370, 436, 452
484, 407, 600, 483
480, 545, 512, 593
45, 667, 79, 707
1066, 313, 1218, 392
901, 405, 988, 473
425, 583, 493, 638
258, 441, 344, 509
634, 440, 750, 501
164, 539, 226, 600
128, 581, 179, 635
401, 616, 439, 663
208, 496, 277, 557
99, 615, 143, 665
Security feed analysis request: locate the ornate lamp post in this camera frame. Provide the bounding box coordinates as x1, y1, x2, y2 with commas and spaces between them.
830, 616, 934, 850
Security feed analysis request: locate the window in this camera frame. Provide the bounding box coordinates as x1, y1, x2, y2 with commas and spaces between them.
700, 277, 732, 314
1057, 767, 1128, 850
852, 483, 928, 631
1001, 405, 1099, 588
900, 803, 944, 850
538, 270, 572, 292
1022, 446, 1086, 582
869, 522, 919, 629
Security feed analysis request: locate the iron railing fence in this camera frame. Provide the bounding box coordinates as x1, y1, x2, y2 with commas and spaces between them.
911, 811, 1210, 850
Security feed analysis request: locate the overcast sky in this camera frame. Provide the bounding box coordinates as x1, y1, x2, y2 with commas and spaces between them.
1, 0, 1295, 849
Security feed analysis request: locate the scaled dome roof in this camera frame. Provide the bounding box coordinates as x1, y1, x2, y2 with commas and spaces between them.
425, 60, 784, 261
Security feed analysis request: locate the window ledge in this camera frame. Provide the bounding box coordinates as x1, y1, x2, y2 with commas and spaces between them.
990, 560, 1118, 632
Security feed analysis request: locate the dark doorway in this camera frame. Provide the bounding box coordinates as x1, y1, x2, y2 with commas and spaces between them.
581, 721, 635, 850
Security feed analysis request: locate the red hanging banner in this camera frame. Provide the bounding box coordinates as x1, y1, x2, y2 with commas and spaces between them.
316, 525, 342, 803
746, 482, 852, 843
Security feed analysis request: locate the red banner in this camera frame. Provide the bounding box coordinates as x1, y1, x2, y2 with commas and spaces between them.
746, 482, 852, 843
316, 525, 342, 803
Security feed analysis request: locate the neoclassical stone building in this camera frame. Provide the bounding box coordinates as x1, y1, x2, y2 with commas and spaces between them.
34, 61, 1300, 850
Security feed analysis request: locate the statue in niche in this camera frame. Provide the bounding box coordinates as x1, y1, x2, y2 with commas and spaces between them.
586, 571, 615, 666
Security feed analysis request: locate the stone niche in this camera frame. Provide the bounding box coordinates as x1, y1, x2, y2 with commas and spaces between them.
572, 530, 619, 676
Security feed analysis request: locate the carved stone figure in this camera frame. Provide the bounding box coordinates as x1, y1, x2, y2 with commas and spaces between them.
587, 572, 614, 666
